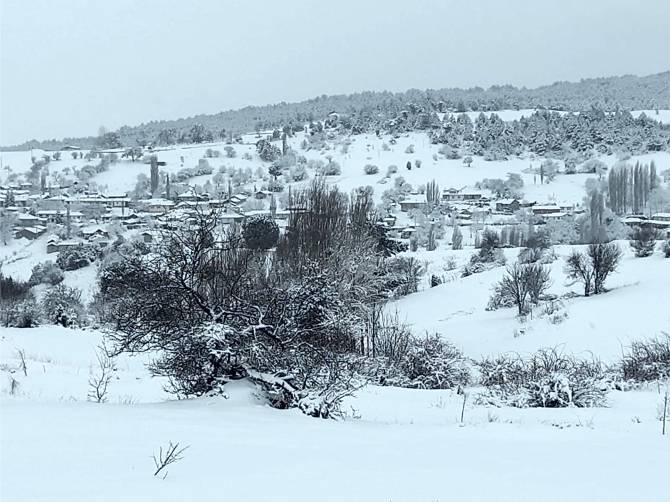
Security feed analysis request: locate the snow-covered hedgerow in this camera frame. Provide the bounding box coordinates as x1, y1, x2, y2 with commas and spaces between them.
621, 334, 670, 382
400, 334, 472, 390
475, 349, 609, 408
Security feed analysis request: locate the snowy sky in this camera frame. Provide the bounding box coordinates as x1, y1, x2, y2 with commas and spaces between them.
2, 0, 670, 145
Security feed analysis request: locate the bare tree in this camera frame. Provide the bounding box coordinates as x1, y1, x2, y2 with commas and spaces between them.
152, 441, 189, 478
565, 243, 621, 296
565, 249, 595, 296
589, 242, 622, 294
496, 263, 551, 315
88, 344, 116, 403
17, 349, 28, 376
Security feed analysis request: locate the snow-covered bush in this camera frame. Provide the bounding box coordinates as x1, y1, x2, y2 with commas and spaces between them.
0, 297, 39, 328
462, 236, 506, 277
289, 164, 308, 181
28, 261, 64, 286
476, 349, 608, 408
381, 256, 424, 297
318, 160, 341, 176
386, 165, 398, 177
663, 240, 670, 258
364, 164, 379, 175
621, 335, 670, 382
56, 245, 99, 271
41, 284, 84, 327
400, 334, 471, 390
256, 139, 281, 162
629, 225, 660, 257
405, 144, 415, 154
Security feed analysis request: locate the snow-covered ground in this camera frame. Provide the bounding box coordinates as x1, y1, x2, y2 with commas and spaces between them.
392, 243, 670, 362
1, 327, 669, 502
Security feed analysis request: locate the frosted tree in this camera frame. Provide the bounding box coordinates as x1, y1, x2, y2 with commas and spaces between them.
452, 225, 463, 250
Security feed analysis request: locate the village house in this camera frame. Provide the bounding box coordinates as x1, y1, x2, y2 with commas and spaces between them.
105, 194, 131, 208
400, 226, 416, 239
255, 190, 273, 200
531, 204, 563, 216
442, 188, 484, 203
37, 209, 84, 224
399, 194, 427, 212
14, 226, 46, 240
139, 198, 176, 214
140, 230, 158, 243
495, 198, 521, 214
46, 239, 88, 254
176, 191, 202, 203
81, 226, 110, 241
219, 212, 245, 225
16, 213, 41, 227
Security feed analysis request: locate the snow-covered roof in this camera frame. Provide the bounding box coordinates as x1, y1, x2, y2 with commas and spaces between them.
139, 198, 175, 206
532, 205, 562, 212
400, 194, 427, 204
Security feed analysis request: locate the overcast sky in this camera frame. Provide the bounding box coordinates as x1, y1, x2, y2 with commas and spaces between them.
2, 0, 669, 145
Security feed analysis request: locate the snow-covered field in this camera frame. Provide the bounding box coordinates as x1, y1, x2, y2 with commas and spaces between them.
392, 243, 670, 362
2, 327, 669, 502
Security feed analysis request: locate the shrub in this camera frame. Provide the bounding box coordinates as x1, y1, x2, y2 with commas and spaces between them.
405, 144, 415, 154
319, 160, 341, 176
478, 229, 501, 262
364, 164, 379, 175
401, 334, 471, 389
374, 312, 413, 364
28, 261, 64, 286
0, 296, 39, 328
382, 256, 424, 297
386, 165, 398, 176
41, 284, 84, 327
621, 335, 670, 382
56, 245, 99, 271
242, 214, 279, 250
518, 247, 543, 264
224, 146, 237, 158
476, 349, 608, 408
629, 225, 659, 257
663, 240, 670, 258
289, 164, 308, 182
